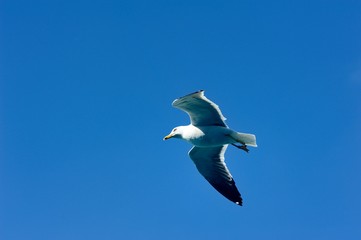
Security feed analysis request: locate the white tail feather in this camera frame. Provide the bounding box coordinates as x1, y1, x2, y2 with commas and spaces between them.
233, 132, 257, 147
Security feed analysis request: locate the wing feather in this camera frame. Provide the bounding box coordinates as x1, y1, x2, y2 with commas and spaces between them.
172, 90, 227, 127
188, 145, 243, 206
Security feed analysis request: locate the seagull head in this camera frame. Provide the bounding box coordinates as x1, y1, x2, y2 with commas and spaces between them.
163, 126, 185, 140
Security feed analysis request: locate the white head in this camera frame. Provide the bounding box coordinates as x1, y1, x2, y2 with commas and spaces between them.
163, 126, 186, 140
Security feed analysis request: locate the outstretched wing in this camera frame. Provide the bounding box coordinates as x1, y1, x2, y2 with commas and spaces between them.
172, 90, 227, 127
188, 145, 243, 206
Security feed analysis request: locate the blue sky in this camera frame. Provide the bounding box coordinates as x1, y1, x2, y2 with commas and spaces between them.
1, 0, 361, 239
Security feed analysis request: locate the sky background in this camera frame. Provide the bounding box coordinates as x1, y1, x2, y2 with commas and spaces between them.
1, 0, 361, 239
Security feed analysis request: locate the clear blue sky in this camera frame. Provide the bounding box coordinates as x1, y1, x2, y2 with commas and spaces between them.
1, 0, 360, 239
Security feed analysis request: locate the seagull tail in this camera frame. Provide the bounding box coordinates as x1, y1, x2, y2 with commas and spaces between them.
233, 132, 257, 147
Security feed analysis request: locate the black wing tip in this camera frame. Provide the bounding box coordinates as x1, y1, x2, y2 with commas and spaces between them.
177, 90, 204, 99
192, 89, 204, 94
209, 179, 244, 206
235, 199, 243, 206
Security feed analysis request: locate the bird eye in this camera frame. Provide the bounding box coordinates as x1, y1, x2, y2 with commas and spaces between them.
173, 128, 177, 132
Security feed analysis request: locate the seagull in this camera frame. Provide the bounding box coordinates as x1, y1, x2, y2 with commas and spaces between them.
164, 90, 257, 206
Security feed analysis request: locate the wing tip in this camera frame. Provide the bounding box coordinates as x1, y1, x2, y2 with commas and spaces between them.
180, 89, 204, 98
235, 199, 243, 206
172, 90, 205, 107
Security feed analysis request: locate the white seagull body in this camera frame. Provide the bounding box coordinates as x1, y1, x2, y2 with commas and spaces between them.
164, 90, 257, 206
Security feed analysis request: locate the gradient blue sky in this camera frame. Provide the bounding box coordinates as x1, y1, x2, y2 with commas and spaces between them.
1, 0, 361, 239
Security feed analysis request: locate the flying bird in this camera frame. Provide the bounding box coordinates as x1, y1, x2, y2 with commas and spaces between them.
164, 90, 257, 206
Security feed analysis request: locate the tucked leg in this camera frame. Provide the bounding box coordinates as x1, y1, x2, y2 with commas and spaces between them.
231, 143, 249, 153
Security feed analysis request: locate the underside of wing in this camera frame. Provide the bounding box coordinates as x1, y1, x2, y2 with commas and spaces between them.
188, 145, 243, 206
172, 90, 227, 127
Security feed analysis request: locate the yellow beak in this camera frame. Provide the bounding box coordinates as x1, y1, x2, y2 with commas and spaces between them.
163, 133, 173, 140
